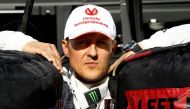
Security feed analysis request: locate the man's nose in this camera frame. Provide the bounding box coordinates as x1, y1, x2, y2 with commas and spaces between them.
87, 44, 98, 59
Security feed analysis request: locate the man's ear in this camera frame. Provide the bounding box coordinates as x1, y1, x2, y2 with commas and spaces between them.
111, 40, 117, 56
61, 40, 69, 57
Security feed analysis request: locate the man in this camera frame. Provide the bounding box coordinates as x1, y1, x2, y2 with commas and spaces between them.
60, 4, 117, 108
1, 4, 190, 108
0, 4, 117, 108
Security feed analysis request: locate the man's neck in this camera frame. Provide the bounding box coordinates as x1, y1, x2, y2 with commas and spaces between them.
82, 77, 108, 89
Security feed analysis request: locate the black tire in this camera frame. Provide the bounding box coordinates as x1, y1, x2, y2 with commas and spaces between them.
0, 50, 63, 109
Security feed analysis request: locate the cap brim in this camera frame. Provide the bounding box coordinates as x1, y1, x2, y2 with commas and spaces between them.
70, 31, 114, 40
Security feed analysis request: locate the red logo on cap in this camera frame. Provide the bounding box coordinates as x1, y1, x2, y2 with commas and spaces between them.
85, 8, 98, 15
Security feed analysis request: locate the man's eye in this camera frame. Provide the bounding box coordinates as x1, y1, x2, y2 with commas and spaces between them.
97, 40, 108, 46
75, 40, 90, 48
77, 40, 88, 45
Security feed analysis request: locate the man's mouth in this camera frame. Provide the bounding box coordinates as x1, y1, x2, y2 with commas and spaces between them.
85, 62, 98, 67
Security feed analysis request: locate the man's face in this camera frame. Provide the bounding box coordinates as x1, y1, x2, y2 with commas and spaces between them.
62, 33, 116, 83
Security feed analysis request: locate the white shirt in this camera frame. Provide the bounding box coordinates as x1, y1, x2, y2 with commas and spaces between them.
0, 31, 35, 51
139, 24, 190, 49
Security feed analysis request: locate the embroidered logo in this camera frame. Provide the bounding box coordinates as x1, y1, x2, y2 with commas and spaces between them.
84, 88, 101, 106
85, 8, 98, 16
89, 91, 98, 102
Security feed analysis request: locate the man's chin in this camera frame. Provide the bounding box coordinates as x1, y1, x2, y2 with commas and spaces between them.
76, 74, 107, 84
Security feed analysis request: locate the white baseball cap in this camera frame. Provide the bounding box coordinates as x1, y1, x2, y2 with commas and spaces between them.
64, 4, 116, 40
